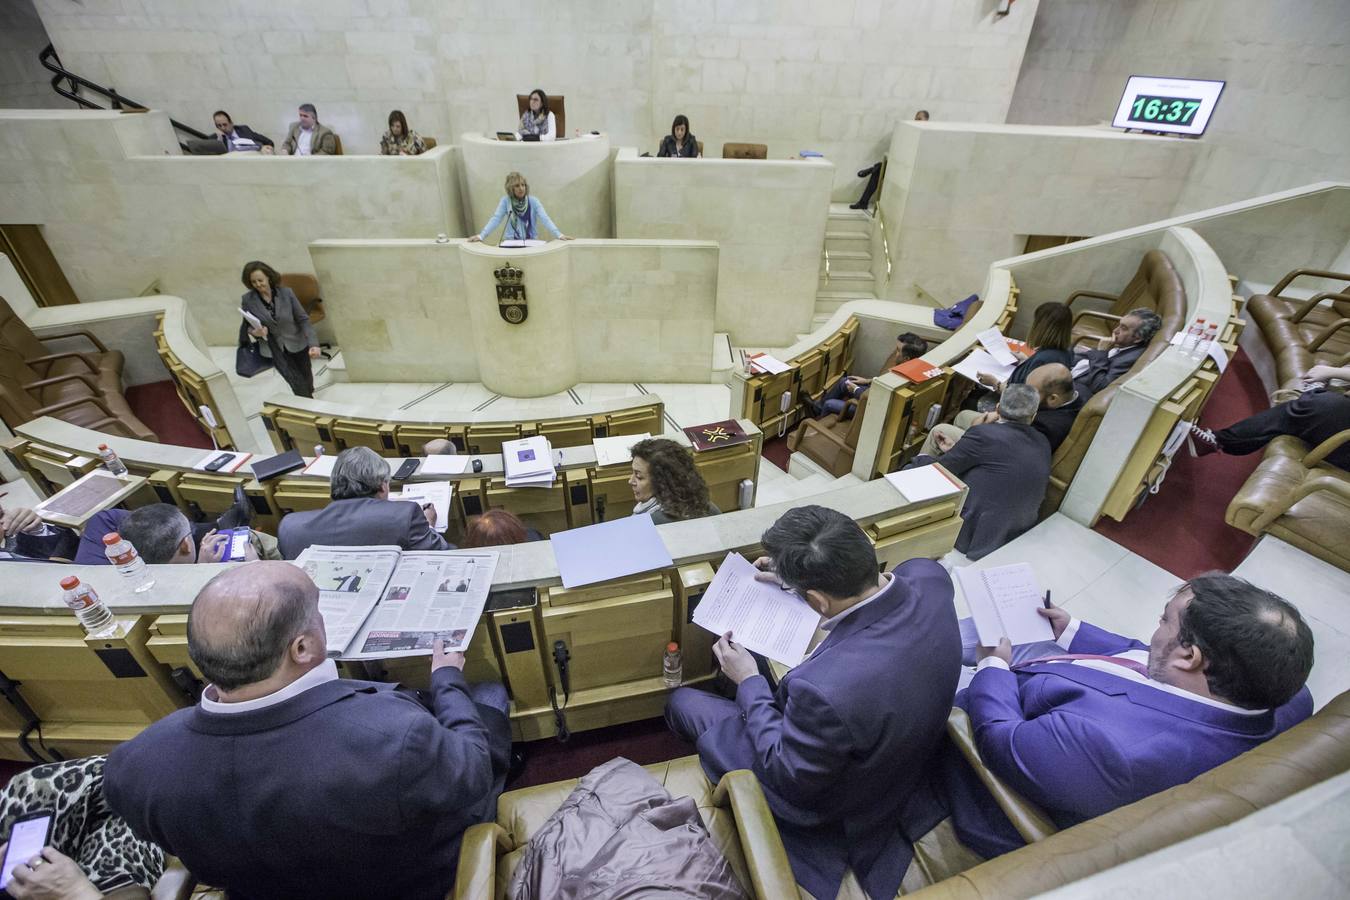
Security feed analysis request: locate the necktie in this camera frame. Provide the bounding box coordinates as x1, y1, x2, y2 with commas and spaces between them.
1015, 653, 1149, 677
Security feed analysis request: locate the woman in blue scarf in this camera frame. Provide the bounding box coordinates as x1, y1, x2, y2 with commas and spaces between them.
469, 171, 570, 243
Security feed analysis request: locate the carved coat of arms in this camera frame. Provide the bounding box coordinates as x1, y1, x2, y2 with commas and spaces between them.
495, 263, 527, 324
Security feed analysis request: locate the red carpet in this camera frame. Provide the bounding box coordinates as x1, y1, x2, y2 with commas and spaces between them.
761, 435, 790, 472
508, 716, 693, 790
1091, 347, 1267, 579
125, 381, 213, 448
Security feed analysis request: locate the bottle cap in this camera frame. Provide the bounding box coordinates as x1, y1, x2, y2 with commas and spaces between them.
666, 641, 679, 653
98, 443, 109, 450
102, 532, 122, 545
60, 575, 80, 589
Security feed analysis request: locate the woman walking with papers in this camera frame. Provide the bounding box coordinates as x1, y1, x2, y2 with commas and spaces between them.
239, 261, 320, 398
628, 439, 720, 524
467, 171, 570, 244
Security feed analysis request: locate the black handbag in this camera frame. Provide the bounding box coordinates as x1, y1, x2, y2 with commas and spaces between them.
235, 319, 272, 378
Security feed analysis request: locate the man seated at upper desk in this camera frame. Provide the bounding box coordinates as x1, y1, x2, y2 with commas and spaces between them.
801, 332, 929, 420
1071, 307, 1162, 398
281, 103, 339, 156
105, 562, 511, 900
278, 446, 448, 559
942, 573, 1314, 858
665, 506, 960, 900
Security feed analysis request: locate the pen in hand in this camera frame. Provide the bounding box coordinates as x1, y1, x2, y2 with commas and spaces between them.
1043, 590, 1052, 609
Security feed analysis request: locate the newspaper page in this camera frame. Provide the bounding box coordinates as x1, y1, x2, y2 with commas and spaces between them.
346, 550, 500, 659
293, 545, 402, 656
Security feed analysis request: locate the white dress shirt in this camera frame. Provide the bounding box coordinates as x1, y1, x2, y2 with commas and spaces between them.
200, 659, 339, 714
296, 127, 314, 156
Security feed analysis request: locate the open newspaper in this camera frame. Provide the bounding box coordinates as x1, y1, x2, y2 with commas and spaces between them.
293, 545, 499, 660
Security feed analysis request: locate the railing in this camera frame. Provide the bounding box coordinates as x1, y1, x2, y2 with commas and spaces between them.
39, 44, 210, 145
876, 201, 894, 287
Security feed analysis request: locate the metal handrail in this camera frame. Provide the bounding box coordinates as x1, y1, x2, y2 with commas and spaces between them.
39, 43, 210, 142
875, 202, 894, 287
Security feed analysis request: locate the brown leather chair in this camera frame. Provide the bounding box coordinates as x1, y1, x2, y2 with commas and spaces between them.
280, 273, 331, 358
787, 389, 869, 477
1225, 431, 1350, 570
723, 142, 768, 160
1247, 269, 1350, 395
453, 757, 796, 900
0, 344, 154, 439
331, 133, 344, 155
1065, 249, 1184, 347
0, 294, 125, 395
515, 94, 566, 137
422, 136, 438, 150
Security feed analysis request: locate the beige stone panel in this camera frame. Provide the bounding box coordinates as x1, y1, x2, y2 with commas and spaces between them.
460, 133, 612, 241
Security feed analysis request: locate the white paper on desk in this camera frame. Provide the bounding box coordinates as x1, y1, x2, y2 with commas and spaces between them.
976, 327, 1018, 367
192, 450, 252, 474
952, 349, 1017, 385
884, 465, 962, 502
593, 433, 651, 467
394, 481, 453, 534
238, 307, 262, 330
748, 353, 791, 375
550, 515, 674, 589
955, 563, 1054, 647
302, 455, 337, 478
421, 454, 471, 475
499, 239, 547, 248
693, 553, 819, 667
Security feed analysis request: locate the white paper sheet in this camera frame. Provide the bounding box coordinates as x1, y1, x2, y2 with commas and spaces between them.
883, 465, 963, 501
976, 327, 1018, 366
393, 481, 454, 534
503, 436, 555, 486
952, 348, 1017, 385
238, 307, 262, 329
549, 515, 674, 589
692, 553, 820, 667
955, 563, 1054, 646
421, 454, 471, 475
302, 455, 337, 478
293, 546, 402, 656
748, 353, 791, 375
592, 433, 651, 468
347, 551, 499, 659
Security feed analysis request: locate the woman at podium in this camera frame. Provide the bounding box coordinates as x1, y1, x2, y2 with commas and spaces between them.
628, 439, 720, 524
657, 114, 700, 158
468, 171, 570, 243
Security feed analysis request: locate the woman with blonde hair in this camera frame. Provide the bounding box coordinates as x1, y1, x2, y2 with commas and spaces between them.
468, 172, 570, 243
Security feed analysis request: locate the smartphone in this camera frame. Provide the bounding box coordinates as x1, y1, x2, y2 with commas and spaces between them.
0, 810, 53, 890
204, 452, 235, 472
216, 528, 251, 562
393, 458, 420, 480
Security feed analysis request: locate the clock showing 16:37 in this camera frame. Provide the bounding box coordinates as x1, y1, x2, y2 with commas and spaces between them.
1111, 75, 1225, 136
1128, 95, 1201, 126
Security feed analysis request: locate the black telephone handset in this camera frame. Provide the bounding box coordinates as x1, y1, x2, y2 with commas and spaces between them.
549, 640, 572, 742
595, 496, 607, 523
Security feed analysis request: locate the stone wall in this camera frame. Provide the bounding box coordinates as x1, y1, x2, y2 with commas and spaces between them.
31, 0, 1040, 197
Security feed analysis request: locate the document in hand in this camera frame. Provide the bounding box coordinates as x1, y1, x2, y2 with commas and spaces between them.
503, 435, 556, 487
592, 433, 651, 468
951, 348, 1017, 385
393, 481, 454, 534
549, 515, 674, 589
238, 307, 262, 330
293, 545, 499, 659
883, 464, 962, 502
976, 327, 1018, 367
955, 562, 1054, 647
692, 552, 820, 667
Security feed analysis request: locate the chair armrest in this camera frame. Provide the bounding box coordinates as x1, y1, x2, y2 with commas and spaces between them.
1306, 429, 1350, 468
1250, 469, 1350, 532
1269, 268, 1350, 298
1307, 318, 1350, 352
1289, 291, 1350, 323
712, 769, 798, 900
23, 372, 101, 394
25, 351, 100, 374
39, 328, 108, 352
946, 708, 1058, 844
1064, 289, 1119, 309
1071, 309, 1123, 329
150, 858, 197, 900
32, 394, 117, 418
796, 418, 852, 450
451, 822, 512, 900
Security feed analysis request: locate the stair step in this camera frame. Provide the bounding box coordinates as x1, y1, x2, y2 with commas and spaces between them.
823, 270, 873, 282
824, 230, 869, 242
821, 250, 872, 275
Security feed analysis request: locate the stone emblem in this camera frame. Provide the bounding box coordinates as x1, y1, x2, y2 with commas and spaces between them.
494, 262, 527, 324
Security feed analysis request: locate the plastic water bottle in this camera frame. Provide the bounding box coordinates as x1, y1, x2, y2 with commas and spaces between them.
1179, 319, 1205, 358
59, 576, 117, 636
102, 532, 155, 592
97, 443, 127, 476
1197, 321, 1219, 360
662, 641, 683, 688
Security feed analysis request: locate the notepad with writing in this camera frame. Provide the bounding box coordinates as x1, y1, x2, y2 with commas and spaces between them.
956, 563, 1054, 647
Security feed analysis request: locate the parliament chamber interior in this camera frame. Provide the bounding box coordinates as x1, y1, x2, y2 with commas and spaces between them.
0, 0, 1346, 897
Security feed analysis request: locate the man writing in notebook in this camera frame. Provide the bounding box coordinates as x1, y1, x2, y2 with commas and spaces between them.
665, 506, 960, 900
941, 573, 1314, 858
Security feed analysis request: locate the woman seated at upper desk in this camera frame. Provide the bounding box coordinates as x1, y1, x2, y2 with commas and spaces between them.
380, 109, 426, 155
468, 171, 571, 243
628, 438, 721, 525
518, 88, 556, 142
657, 114, 700, 158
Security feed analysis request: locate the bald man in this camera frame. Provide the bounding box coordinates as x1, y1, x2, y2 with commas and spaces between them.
920, 363, 1083, 458
104, 562, 511, 900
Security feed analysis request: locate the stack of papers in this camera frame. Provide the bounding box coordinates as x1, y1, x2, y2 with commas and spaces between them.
976, 327, 1018, 366
592, 433, 650, 468
952, 348, 1017, 385
883, 464, 963, 501
549, 515, 674, 589
393, 481, 454, 533
302, 455, 338, 478
502, 435, 556, 487
747, 352, 791, 375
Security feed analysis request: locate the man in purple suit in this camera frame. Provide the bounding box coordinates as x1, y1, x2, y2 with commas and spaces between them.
665, 506, 961, 900
944, 573, 1314, 858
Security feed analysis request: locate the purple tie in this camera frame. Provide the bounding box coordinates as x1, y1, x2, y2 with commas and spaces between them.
1014, 653, 1149, 676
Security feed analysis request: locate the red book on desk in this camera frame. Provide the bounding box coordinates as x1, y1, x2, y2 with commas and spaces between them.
683, 419, 752, 452
891, 358, 943, 382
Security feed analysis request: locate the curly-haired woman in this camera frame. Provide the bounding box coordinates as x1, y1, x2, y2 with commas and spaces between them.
627, 438, 720, 524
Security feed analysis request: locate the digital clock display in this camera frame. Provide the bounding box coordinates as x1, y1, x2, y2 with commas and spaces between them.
1111, 76, 1224, 136
1127, 95, 1201, 126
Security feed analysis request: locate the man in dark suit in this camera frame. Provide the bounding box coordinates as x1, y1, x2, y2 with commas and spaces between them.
1026, 363, 1084, 453
278, 446, 449, 558
906, 384, 1051, 559
943, 573, 1314, 858
665, 506, 960, 900
212, 109, 274, 152
105, 561, 511, 900
0, 503, 75, 562
1071, 307, 1162, 397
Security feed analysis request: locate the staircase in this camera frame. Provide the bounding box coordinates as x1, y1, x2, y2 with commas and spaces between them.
814, 204, 878, 332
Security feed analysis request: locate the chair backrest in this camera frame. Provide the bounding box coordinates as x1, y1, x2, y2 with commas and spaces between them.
331, 133, 343, 156
515, 94, 566, 137
697, 140, 704, 157
1111, 249, 1185, 317
279, 273, 322, 315
0, 294, 46, 360
421, 136, 437, 150
722, 142, 768, 160
843, 389, 870, 448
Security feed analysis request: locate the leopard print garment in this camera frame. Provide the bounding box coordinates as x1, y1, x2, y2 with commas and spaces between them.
0, 756, 164, 892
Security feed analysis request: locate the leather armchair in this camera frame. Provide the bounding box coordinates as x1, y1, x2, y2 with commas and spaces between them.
452, 758, 796, 900
0, 294, 126, 395
1246, 269, 1350, 394
0, 346, 154, 439
1065, 250, 1184, 347
787, 389, 869, 477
